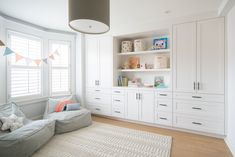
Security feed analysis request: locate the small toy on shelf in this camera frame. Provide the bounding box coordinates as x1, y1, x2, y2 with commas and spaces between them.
128, 57, 140, 69
128, 78, 142, 87
154, 76, 168, 88
152, 38, 168, 50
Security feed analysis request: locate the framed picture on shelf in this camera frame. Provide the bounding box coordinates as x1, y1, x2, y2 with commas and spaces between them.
154, 76, 167, 88
153, 38, 168, 50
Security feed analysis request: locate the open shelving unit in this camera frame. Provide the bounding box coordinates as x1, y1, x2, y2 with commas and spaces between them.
113, 29, 172, 90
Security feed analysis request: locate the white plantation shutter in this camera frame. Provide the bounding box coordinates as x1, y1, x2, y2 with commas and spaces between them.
8, 32, 42, 98
50, 41, 71, 94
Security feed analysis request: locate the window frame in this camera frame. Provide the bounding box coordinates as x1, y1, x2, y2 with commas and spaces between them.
48, 40, 72, 96
6, 30, 44, 102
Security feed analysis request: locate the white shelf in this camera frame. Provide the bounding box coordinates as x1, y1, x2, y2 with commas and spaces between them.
118, 68, 171, 72
117, 49, 170, 56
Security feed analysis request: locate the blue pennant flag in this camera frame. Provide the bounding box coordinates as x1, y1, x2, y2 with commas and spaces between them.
3, 47, 15, 56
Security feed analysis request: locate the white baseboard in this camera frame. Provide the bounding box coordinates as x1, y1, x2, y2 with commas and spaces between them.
225, 138, 235, 156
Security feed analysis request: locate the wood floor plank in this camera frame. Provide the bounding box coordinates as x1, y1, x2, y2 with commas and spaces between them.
92, 115, 232, 157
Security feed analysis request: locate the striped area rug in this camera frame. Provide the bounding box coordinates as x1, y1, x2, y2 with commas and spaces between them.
33, 122, 172, 157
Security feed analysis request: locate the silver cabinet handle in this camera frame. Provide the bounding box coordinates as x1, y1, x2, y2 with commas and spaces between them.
159, 117, 167, 120
192, 107, 202, 110
114, 111, 121, 113
159, 94, 167, 96
114, 91, 121, 93
192, 122, 202, 125
95, 108, 101, 111
114, 99, 121, 102
136, 93, 138, 100
139, 93, 141, 100
159, 104, 167, 107
192, 96, 202, 99
95, 90, 100, 92
95, 98, 100, 100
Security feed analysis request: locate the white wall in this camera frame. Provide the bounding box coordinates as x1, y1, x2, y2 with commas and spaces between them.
0, 16, 78, 119
226, 4, 235, 156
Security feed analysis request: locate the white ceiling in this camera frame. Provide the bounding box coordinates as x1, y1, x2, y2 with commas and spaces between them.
0, 0, 223, 32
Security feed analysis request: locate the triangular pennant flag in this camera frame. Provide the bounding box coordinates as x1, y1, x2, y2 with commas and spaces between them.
0, 40, 5, 46
34, 59, 41, 66
15, 53, 24, 62
54, 49, 60, 56
25, 58, 33, 65
3, 47, 14, 56
49, 54, 54, 60
42, 58, 48, 64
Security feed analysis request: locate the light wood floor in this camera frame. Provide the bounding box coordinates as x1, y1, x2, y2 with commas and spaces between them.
92, 115, 232, 157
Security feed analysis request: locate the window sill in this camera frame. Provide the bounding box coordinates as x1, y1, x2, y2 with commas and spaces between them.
10, 97, 49, 106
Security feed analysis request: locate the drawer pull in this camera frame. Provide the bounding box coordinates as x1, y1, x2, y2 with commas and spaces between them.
95, 108, 101, 111
192, 122, 202, 125
114, 111, 121, 113
114, 91, 121, 93
192, 96, 202, 99
95, 90, 100, 92
159, 104, 167, 107
159, 94, 167, 96
95, 98, 101, 100
159, 117, 167, 120
192, 107, 202, 110
114, 99, 121, 102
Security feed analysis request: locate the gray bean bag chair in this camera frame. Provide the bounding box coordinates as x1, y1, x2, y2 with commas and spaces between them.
44, 96, 92, 134
0, 102, 55, 157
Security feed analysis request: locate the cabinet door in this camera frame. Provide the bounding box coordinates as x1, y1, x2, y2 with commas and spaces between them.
126, 89, 139, 121
99, 36, 113, 88
173, 22, 197, 93
140, 90, 155, 123
197, 18, 225, 94
86, 37, 99, 88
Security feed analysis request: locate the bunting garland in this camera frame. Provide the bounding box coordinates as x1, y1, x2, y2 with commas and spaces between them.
1, 39, 60, 66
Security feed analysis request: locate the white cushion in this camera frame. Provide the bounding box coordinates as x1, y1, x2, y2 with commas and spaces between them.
0, 114, 24, 132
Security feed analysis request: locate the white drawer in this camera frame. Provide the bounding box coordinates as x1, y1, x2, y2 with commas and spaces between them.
173, 100, 224, 118
155, 111, 172, 126
173, 114, 224, 135
112, 88, 125, 95
156, 92, 173, 99
87, 88, 111, 94
173, 92, 224, 103
112, 107, 125, 118
156, 100, 173, 112
86, 93, 111, 105
86, 104, 111, 116
112, 95, 125, 105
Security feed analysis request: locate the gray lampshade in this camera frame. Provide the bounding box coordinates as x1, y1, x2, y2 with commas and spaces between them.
0, 40, 5, 46
68, 0, 110, 34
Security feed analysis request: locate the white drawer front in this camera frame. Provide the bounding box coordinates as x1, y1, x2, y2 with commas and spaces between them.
156, 92, 173, 99
87, 88, 112, 94
173, 114, 224, 135
112, 88, 125, 95
155, 111, 172, 126
86, 104, 111, 116
86, 93, 111, 105
173, 100, 224, 118
112, 95, 125, 105
112, 106, 125, 118
156, 100, 173, 112
173, 92, 224, 103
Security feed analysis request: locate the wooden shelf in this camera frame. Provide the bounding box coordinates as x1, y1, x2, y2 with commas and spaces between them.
117, 49, 170, 56
118, 68, 171, 72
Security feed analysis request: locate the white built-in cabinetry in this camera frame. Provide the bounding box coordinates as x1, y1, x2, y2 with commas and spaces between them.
173, 18, 225, 135
85, 35, 113, 116
84, 17, 225, 137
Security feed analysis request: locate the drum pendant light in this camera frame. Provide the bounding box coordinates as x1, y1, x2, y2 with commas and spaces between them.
68, 0, 110, 34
